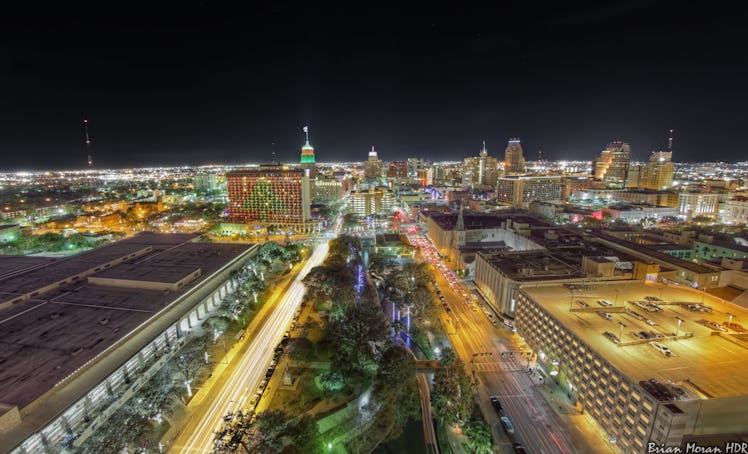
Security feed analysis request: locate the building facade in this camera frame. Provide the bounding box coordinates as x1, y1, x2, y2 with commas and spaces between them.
227, 165, 311, 230
462, 142, 499, 189
194, 173, 218, 193
496, 176, 564, 209
387, 161, 408, 178
364, 147, 383, 181
638, 151, 675, 190
720, 197, 748, 224
514, 283, 748, 453
593, 141, 631, 187
677, 192, 720, 221
348, 188, 394, 216
312, 177, 344, 202
504, 138, 526, 174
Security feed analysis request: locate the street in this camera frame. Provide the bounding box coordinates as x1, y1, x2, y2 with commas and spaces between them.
173, 241, 331, 453
410, 233, 592, 454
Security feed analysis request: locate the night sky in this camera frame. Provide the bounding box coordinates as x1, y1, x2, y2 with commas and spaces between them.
0, 1, 746, 170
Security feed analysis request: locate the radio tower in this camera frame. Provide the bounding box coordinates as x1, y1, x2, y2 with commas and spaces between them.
667, 129, 674, 150
84, 119, 95, 199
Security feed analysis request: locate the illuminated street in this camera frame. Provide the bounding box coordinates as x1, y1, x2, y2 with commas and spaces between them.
173, 216, 341, 453
409, 232, 604, 453
174, 242, 330, 453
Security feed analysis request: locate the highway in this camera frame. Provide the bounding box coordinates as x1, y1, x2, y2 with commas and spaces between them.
409, 233, 586, 454
176, 229, 335, 453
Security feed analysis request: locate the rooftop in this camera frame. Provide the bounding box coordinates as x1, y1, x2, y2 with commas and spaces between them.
0, 234, 249, 409
425, 210, 547, 231
522, 282, 748, 399
479, 250, 586, 282
590, 231, 718, 274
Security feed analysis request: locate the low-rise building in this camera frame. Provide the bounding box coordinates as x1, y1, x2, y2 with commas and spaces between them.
677, 192, 720, 221
720, 197, 748, 224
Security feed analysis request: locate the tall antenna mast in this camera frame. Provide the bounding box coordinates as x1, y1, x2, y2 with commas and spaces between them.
667, 129, 674, 150
271, 141, 277, 165
83, 118, 95, 198
84, 118, 92, 168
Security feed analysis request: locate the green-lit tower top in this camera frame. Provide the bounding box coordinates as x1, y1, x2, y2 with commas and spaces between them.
300, 125, 315, 164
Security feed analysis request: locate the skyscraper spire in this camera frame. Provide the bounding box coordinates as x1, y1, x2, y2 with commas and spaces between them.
455, 199, 465, 231
480, 140, 487, 157
668, 129, 674, 150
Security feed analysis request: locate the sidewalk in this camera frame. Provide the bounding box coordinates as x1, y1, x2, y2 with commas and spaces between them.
529, 374, 622, 454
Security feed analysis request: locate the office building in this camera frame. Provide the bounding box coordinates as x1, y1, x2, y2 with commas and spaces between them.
593, 141, 631, 187
514, 282, 748, 453
504, 138, 526, 174
193, 173, 218, 193
227, 165, 312, 231
313, 177, 344, 202
677, 192, 720, 221
387, 161, 408, 179
638, 151, 675, 190
720, 197, 748, 224
495, 176, 564, 209
364, 146, 383, 182
348, 187, 394, 216
462, 142, 499, 189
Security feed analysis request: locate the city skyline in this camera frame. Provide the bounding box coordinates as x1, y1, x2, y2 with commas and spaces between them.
1, 2, 747, 169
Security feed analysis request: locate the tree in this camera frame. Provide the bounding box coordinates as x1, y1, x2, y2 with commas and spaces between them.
230, 409, 288, 453
302, 260, 356, 315
431, 348, 473, 427
285, 414, 321, 454
289, 337, 317, 369
324, 301, 389, 381
127, 364, 178, 419
463, 413, 493, 454
368, 251, 387, 276
372, 345, 420, 440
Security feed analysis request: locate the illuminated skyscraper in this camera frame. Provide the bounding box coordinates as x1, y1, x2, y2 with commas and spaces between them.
364, 146, 383, 181
462, 141, 498, 189
504, 138, 526, 174
593, 141, 631, 187
227, 165, 311, 230
639, 151, 675, 190
387, 161, 408, 178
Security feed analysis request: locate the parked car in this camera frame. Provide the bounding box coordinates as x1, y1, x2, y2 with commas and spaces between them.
500, 416, 515, 434
489, 396, 503, 415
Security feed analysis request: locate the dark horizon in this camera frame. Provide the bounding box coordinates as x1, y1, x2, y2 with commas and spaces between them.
1, 2, 747, 171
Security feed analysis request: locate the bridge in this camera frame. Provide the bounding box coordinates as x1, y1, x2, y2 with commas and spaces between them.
415, 359, 443, 373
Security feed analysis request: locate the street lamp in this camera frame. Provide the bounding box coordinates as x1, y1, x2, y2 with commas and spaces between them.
614, 288, 619, 306
675, 317, 683, 338
727, 313, 735, 332
618, 321, 626, 343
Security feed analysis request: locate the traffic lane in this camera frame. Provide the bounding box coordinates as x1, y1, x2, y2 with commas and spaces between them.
433, 266, 578, 453
180, 243, 330, 452
481, 372, 576, 454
